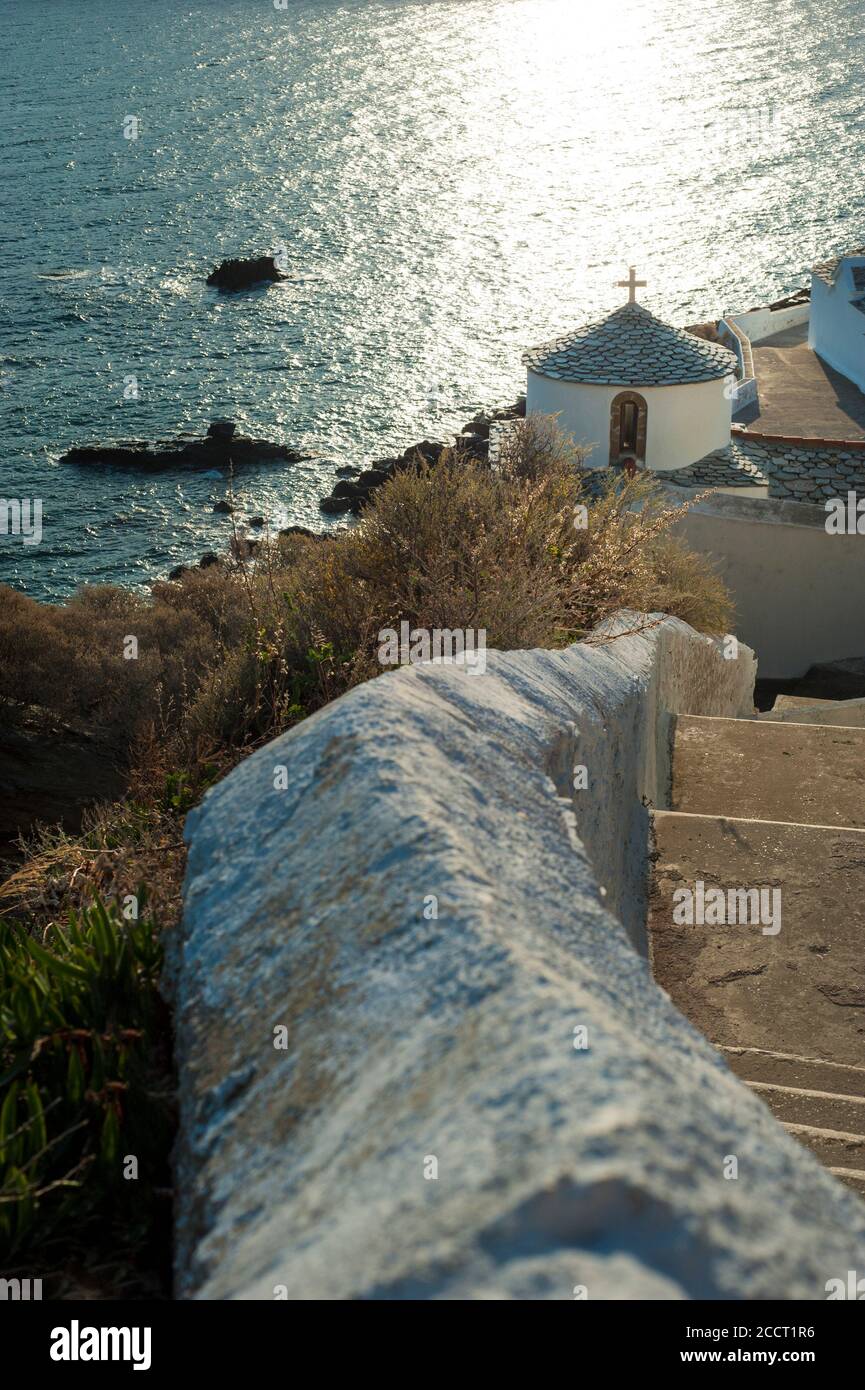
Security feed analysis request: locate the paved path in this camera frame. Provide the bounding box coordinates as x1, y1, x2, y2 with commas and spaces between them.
734, 322, 865, 439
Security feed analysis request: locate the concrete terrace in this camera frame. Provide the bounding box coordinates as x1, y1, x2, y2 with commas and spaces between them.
735, 322, 865, 440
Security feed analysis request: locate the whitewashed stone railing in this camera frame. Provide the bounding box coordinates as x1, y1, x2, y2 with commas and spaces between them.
171, 614, 865, 1299
729, 298, 810, 346
718, 317, 758, 411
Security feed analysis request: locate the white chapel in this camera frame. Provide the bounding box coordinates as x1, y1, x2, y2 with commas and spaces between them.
523, 268, 737, 473
517, 251, 865, 681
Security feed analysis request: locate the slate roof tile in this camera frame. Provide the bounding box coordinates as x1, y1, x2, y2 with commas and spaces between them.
523, 302, 736, 387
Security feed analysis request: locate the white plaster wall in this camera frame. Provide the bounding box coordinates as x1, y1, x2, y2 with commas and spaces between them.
717, 317, 757, 410
674, 490, 865, 678
731, 301, 810, 344
527, 369, 732, 470
526, 370, 615, 464
731, 376, 758, 410
809, 271, 865, 394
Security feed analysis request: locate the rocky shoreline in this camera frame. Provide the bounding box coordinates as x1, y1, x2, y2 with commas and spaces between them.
315, 396, 526, 515
165, 397, 526, 580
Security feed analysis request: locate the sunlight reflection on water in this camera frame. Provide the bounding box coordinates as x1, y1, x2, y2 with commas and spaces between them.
1, 0, 864, 596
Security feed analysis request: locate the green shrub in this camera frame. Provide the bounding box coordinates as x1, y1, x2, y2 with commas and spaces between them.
0, 896, 173, 1283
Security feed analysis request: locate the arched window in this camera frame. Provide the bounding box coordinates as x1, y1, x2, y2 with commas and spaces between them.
609, 391, 648, 463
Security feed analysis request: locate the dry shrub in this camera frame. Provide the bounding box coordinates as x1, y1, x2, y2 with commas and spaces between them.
1, 418, 732, 767
286, 419, 731, 660
634, 532, 733, 633
0, 582, 219, 746
0, 801, 185, 939
0, 429, 733, 937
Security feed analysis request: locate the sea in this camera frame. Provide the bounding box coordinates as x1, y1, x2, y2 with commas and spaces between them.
2, 0, 864, 599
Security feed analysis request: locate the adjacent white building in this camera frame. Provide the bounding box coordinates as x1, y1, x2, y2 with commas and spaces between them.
809, 247, 865, 393
523, 272, 737, 473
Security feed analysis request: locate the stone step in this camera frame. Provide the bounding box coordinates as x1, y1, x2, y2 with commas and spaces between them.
746, 1080, 865, 1135
720, 1045, 865, 1098
784, 1122, 865, 1171
648, 810, 865, 1067
829, 1167, 865, 1198
758, 695, 865, 727
671, 715, 865, 827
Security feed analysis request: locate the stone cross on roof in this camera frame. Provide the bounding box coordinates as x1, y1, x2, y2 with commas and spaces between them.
618, 265, 647, 304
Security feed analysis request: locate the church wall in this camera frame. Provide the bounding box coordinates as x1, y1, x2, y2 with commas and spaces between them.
642, 377, 733, 470
526, 370, 615, 464
526, 370, 732, 471
675, 490, 865, 678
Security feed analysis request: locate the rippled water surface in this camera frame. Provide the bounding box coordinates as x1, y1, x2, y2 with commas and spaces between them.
2, 0, 864, 598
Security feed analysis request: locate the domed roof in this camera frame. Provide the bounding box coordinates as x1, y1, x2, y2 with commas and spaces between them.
523, 302, 737, 387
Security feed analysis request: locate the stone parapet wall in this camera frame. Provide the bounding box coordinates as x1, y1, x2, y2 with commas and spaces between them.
723, 318, 756, 386
172, 614, 865, 1300
718, 316, 756, 408
728, 297, 810, 345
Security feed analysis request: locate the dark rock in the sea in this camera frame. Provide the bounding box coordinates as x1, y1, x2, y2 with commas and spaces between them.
331, 479, 362, 500
356, 469, 389, 489
280, 525, 318, 540
248, 515, 266, 528
168, 564, 188, 581
60, 423, 308, 472
386, 440, 444, 475
404, 440, 444, 465
279, 524, 338, 542
206, 256, 287, 292
230, 534, 260, 560
335, 465, 362, 478
213, 499, 234, 514
460, 433, 490, 462
319, 494, 354, 515
199, 552, 221, 569
208, 419, 237, 439
459, 399, 524, 441
319, 465, 387, 515
486, 398, 526, 423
